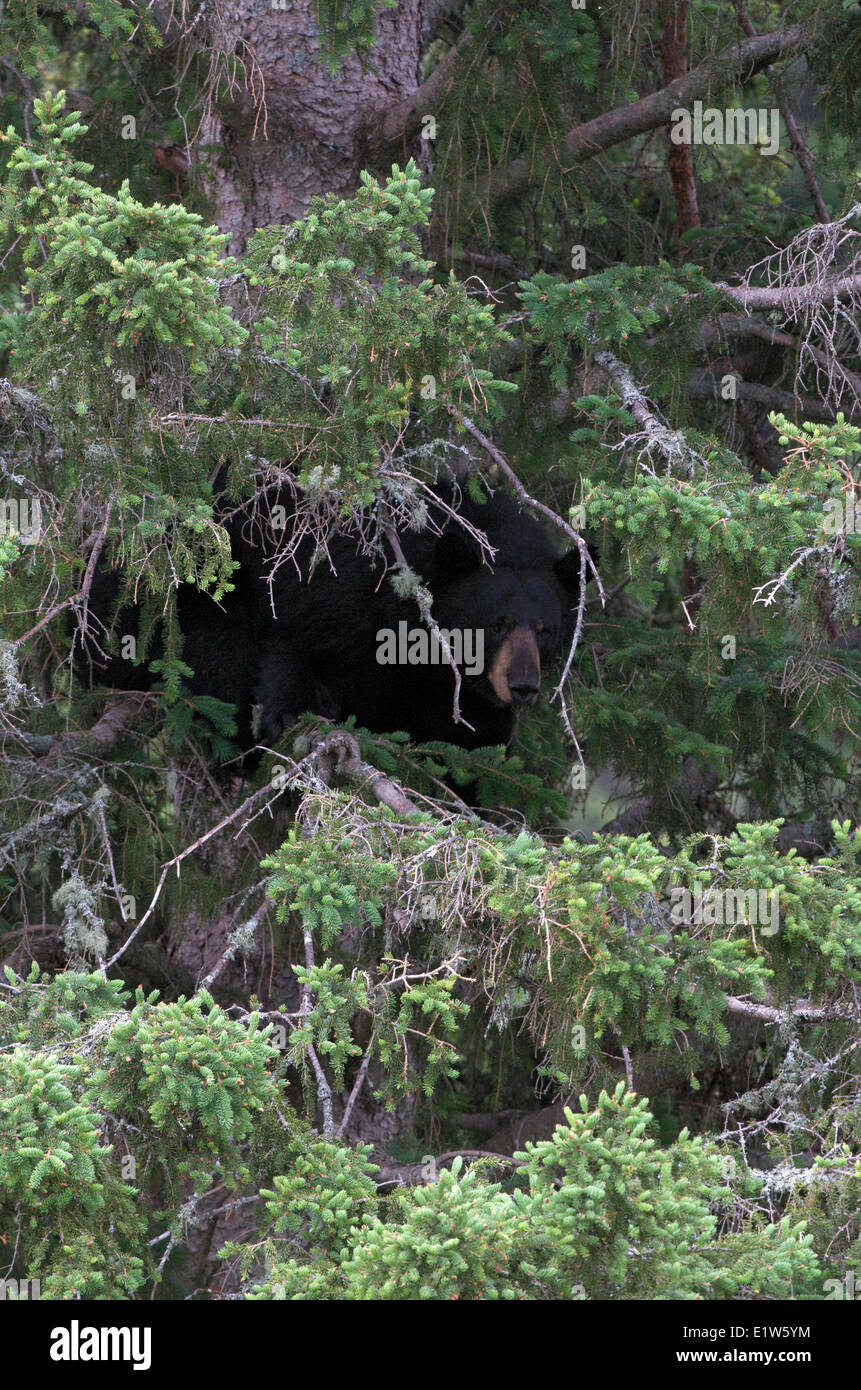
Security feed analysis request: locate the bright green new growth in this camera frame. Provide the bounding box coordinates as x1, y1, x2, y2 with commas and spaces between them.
243, 1085, 820, 1301
2, 94, 244, 404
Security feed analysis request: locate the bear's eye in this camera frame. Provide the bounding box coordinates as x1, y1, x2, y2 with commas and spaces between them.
491, 617, 513, 635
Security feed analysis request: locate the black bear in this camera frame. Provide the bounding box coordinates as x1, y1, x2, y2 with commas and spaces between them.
80, 558, 264, 748
80, 480, 585, 755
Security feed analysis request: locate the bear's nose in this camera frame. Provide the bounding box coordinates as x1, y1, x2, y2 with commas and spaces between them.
508, 677, 539, 706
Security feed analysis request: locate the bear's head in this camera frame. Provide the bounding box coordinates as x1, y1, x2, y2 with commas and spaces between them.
429, 510, 584, 713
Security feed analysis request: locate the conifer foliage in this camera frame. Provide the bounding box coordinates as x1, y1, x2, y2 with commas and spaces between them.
1, 0, 861, 1301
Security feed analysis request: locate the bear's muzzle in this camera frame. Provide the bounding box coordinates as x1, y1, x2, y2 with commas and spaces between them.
487, 627, 541, 705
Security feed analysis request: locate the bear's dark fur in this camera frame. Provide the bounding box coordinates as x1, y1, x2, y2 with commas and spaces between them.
80, 482, 584, 754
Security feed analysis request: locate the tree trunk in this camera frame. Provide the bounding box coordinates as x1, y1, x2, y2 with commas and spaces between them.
197, 0, 424, 252
660, 1, 700, 254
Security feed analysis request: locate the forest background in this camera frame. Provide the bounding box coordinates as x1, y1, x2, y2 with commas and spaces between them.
1, 0, 860, 1301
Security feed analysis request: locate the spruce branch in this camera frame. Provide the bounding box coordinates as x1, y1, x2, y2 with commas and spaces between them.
594, 348, 706, 476
473, 24, 806, 209
380, 26, 476, 150
312, 728, 423, 816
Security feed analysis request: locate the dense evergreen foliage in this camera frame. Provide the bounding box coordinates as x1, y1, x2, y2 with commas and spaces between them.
1, 0, 860, 1302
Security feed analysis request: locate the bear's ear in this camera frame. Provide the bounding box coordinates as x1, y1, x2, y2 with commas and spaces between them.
433, 526, 480, 582
553, 547, 588, 595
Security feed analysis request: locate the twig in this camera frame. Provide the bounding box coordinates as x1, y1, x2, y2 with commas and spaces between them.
299, 923, 335, 1135
594, 349, 700, 475
313, 729, 423, 815
447, 406, 600, 586
733, 2, 829, 225
621, 1044, 634, 1090
198, 897, 273, 991
724, 995, 852, 1022
383, 524, 471, 731
752, 546, 818, 607
337, 1043, 374, 1139
13, 501, 112, 650
104, 781, 286, 971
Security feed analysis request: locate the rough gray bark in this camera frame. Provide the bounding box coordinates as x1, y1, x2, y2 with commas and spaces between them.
197, 0, 425, 253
